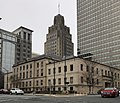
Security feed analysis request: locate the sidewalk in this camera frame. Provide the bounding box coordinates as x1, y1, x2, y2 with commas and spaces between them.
24, 93, 87, 97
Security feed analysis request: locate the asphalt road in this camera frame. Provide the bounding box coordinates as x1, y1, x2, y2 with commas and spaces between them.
0, 94, 120, 103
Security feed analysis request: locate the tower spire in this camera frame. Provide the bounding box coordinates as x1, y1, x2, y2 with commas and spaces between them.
58, 3, 60, 14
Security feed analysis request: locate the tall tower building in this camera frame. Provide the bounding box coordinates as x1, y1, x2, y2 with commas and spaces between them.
0, 29, 16, 71
77, 0, 120, 68
13, 26, 33, 64
44, 14, 74, 58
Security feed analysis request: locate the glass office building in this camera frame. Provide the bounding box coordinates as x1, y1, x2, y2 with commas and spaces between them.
0, 29, 16, 71
77, 0, 120, 68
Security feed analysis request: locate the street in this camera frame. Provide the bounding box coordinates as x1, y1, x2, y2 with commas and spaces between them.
0, 94, 120, 103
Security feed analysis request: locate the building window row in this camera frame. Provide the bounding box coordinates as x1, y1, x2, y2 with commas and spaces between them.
48, 76, 74, 85
48, 64, 73, 75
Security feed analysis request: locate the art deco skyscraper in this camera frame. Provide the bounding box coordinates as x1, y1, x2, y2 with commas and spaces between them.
44, 14, 74, 58
77, 0, 120, 68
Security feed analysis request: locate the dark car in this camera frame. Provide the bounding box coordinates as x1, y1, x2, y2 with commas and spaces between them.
101, 87, 119, 98
0, 89, 10, 94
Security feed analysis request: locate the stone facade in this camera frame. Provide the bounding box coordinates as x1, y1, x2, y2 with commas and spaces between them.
13, 26, 33, 64
4, 55, 120, 94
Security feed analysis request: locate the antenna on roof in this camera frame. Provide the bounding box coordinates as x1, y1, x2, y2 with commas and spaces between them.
58, 3, 60, 14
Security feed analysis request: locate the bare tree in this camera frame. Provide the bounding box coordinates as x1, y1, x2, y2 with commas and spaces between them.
82, 60, 102, 94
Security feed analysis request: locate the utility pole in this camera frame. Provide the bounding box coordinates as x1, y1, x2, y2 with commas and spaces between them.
64, 33, 67, 92
48, 56, 56, 94
53, 60, 56, 94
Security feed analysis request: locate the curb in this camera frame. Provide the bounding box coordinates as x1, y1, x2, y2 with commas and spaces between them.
24, 93, 87, 97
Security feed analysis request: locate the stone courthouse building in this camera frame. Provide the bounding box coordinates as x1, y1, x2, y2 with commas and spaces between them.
4, 13, 120, 94
4, 55, 120, 94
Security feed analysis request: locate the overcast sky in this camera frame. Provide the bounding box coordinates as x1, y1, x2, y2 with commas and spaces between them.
0, 0, 77, 55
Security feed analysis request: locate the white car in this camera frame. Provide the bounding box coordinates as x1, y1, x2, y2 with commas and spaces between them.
10, 88, 24, 95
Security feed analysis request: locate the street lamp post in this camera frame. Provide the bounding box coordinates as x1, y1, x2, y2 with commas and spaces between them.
53, 60, 55, 94
64, 58, 67, 91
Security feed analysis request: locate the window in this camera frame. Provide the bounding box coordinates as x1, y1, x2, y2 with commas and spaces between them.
105, 70, 107, 75
115, 73, 117, 79
26, 71, 28, 78
24, 32, 26, 39
70, 77, 73, 84
20, 73, 22, 79
86, 65, 89, 72
48, 69, 51, 75
29, 81, 31, 86
58, 67, 61, 73
70, 87, 73, 91
37, 70, 39, 77
41, 80, 43, 85
48, 79, 51, 85
96, 68, 98, 74
101, 69, 103, 75
23, 65, 25, 70
81, 77, 83, 83
70, 64, 73, 71
19, 32, 21, 35
36, 80, 39, 86
41, 61, 43, 67
118, 74, 119, 79
58, 78, 61, 84
92, 67, 94, 73
26, 65, 28, 70
26, 81, 28, 87
28, 33, 31, 41
41, 69, 43, 76
58, 87, 61, 91
20, 66, 22, 71
108, 71, 110, 76
37, 63, 39, 68
30, 64, 32, 69
81, 64, 83, 71
111, 72, 113, 76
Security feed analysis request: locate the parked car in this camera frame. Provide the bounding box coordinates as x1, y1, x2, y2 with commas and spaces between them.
101, 87, 119, 98
0, 89, 10, 94
10, 88, 24, 95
